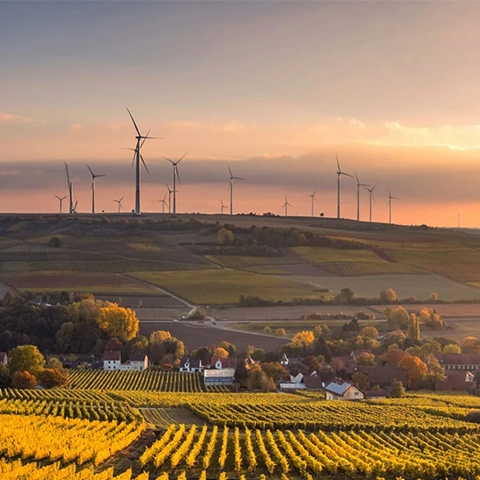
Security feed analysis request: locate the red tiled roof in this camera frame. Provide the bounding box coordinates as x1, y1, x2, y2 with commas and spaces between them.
103, 351, 121, 361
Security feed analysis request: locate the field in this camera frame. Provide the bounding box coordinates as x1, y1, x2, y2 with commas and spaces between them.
131, 269, 324, 305
1, 386, 480, 479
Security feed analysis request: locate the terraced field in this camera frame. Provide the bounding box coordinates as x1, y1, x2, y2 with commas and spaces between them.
140, 407, 206, 427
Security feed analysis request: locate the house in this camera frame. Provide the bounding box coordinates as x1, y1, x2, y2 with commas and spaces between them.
436, 370, 477, 392
103, 351, 148, 371
179, 357, 203, 373
204, 368, 235, 385
304, 370, 336, 390
364, 389, 388, 399
435, 353, 480, 370
119, 354, 148, 371
324, 379, 365, 400
280, 353, 289, 367
103, 351, 121, 371
279, 372, 306, 390
0, 352, 7, 366
210, 356, 237, 370
348, 366, 408, 388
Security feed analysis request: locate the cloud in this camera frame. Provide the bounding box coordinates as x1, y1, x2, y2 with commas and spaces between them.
0, 111, 36, 124
170, 121, 201, 129
69, 124, 83, 131
222, 120, 245, 132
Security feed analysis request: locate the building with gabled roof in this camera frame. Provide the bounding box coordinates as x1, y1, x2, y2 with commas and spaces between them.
324, 379, 365, 400
179, 357, 203, 373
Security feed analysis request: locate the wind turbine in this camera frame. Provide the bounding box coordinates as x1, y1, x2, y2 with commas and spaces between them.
165, 184, 174, 214
228, 163, 244, 216
364, 182, 378, 222
355, 172, 369, 222
159, 193, 167, 214
220, 200, 227, 214
126, 108, 159, 215
282, 195, 293, 217
336, 154, 353, 219
64, 162, 73, 214
308, 188, 318, 217
387, 189, 399, 224
87, 165, 106, 214
113, 196, 124, 213
54, 195, 67, 214
164, 152, 187, 215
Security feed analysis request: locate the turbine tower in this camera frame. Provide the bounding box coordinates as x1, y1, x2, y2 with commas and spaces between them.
308, 188, 318, 217
364, 182, 378, 222
64, 162, 73, 214
113, 196, 124, 213
54, 195, 67, 214
126, 108, 158, 215
355, 172, 369, 222
228, 163, 244, 216
336, 155, 353, 219
87, 165, 106, 214
282, 195, 293, 217
159, 193, 167, 213
220, 200, 227, 214
165, 184, 174, 214
164, 152, 187, 215
387, 189, 399, 224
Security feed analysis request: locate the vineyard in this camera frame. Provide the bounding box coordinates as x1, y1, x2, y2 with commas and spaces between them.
68, 370, 229, 392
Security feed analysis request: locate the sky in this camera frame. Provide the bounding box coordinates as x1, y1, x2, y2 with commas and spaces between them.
1, 0, 480, 226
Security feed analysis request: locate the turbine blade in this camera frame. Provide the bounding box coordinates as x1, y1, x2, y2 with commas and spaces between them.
177, 151, 188, 163
87, 165, 94, 177
355, 171, 360, 184
164, 156, 174, 164
336, 154, 340, 172
342, 172, 354, 178
175, 165, 181, 184
140, 130, 150, 149
227, 163, 233, 177
126, 107, 141, 137
233, 176, 244, 180
141, 155, 151, 175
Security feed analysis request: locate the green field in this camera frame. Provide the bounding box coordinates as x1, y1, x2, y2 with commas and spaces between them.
131, 269, 324, 304
206, 253, 303, 268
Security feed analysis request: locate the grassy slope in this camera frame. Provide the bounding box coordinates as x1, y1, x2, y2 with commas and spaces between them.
131, 269, 324, 304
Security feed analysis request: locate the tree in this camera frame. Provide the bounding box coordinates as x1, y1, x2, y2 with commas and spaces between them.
426, 354, 446, 390
390, 379, 406, 398
351, 372, 370, 390
275, 328, 287, 337
234, 359, 250, 388
0, 364, 11, 388
149, 331, 171, 343
218, 342, 237, 357
247, 365, 276, 392
12, 371, 37, 389
385, 347, 408, 366
361, 326, 379, 340
104, 337, 123, 352
335, 288, 354, 305
8, 345, 45, 376
96, 303, 139, 342
380, 288, 397, 303
407, 313, 421, 343
429, 292, 439, 301
213, 347, 229, 358
461, 336, 480, 353
263, 326, 272, 334
356, 352, 376, 366
261, 362, 287, 381
313, 336, 332, 363
37, 368, 69, 389
443, 343, 462, 354
217, 228, 234, 245
387, 307, 409, 330
398, 354, 428, 389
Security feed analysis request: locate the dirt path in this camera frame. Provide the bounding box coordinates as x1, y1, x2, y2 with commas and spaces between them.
95, 428, 159, 477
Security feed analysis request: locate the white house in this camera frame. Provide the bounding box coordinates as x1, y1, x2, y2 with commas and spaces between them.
179, 357, 204, 373
103, 351, 121, 371
204, 368, 235, 385
324, 380, 365, 400
103, 351, 148, 371
279, 372, 307, 390
210, 356, 237, 370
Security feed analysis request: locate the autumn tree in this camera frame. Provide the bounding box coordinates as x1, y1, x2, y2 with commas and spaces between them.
398, 354, 428, 389
407, 313, 421, 343
361, 326, 379, 340
385, 346, 408, 366
356, 352, 376, 366
425, 354, 446, 390
218, 341, 237, 357
387, 307, 409, 330
96, 303, 139, 342
380, 288, 398, 303
217, 228, 234, 245
351, 372, 370, 390
390, 379, 406, 398
461, 336, 480, 353
213, 347, 229, 358
247, 365, 276, 392
148, 330, 185, 365
8, 345, 45, 376
149, 331, 171, 343
291, 331, 315, 348
37, 368, 69, 389
275, 328, 287, 337
12, 371, 37, 389
443, 343, 462, 354
0, 364, 11, 388
260, 362, 287, 382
